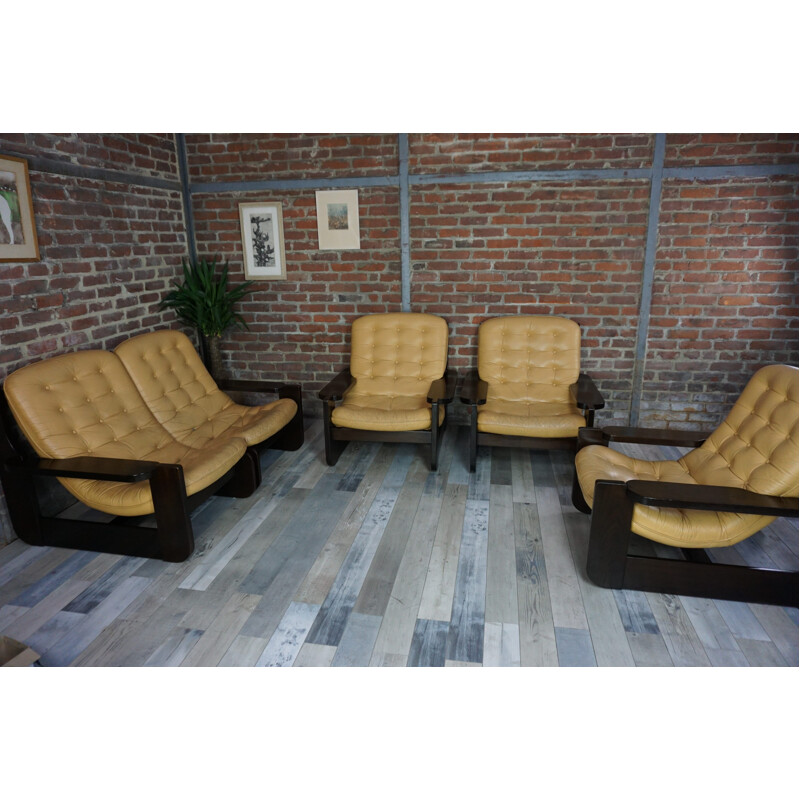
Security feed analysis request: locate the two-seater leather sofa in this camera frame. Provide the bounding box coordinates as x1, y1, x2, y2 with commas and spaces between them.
0, 329, 303, 562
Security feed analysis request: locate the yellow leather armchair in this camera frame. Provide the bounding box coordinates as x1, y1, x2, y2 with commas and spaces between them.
460, 315, 604, 471
319, 313, 456, 470
572, 364, 799, 606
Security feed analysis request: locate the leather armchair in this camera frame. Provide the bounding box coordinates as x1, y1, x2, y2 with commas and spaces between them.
319, 313, 455, 470
460, 315, 604, 471
572, 364, 799, 606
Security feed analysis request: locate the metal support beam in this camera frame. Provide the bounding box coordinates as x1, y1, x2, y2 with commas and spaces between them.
175, 134, 197, 263
629, 133, 667, 427
398, 134, 411, 311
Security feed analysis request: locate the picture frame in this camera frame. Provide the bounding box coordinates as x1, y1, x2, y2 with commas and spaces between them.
239, 202, 287, 280
0, 154, 40, 262
315, 189, 360, 250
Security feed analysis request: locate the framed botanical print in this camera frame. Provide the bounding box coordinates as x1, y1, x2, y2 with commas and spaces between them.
239, 201, 287, 280
315, 189, 360, 250
0, 155, 40, 262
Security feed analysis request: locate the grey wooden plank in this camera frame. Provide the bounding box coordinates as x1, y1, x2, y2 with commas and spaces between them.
239, 479, 355, 641
25, 610, 85, 656
680, 595, 749, 664
627, 632, 674, 666
531, 452, 589, 631
256, 602, 321, 667
3, 578, 92, 642
514, 501, 558, 666
749, 604, 799, 666
294, 642, 337, 667
737, 637, 789, 667
563, 509, 636, 666
407, 618, 448, 667
489, 447, 512, 487
295, 446, 394, 606
613, 590, 660, 634
337, 441, 381, 491
555, 627, 597, 667
218, 635, 270, 667
239, 475, 346, 597
646, 593, 712, 667
63, 556, 146, 613
483, 621, 521, 667
40, 576, 151, 666
353, 459, 427, 617
417, 484, 467, 621
446, 427, 470, 486
0, 544, 53, 586
510, 448, 536, 504
0, 604, 30, 632
369, 491, 445, 665
714, 599, 770, 641
143, 627, 204, 667
331, 612, 382, 667
467, 447, 492, 501
446, 498, 489, 664
485, 485, 518, 626
180, 592, 261, 667
305, 479, 404, 647
9, 550, 97, 608
179, 491, 282, 591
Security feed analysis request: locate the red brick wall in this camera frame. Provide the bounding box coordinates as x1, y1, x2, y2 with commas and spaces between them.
0, 133, 188, 544
646, 175, 799, 425
191, 186, 402, 394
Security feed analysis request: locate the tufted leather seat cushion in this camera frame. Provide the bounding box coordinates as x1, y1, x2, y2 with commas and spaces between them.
115, 330, 297, 448
575, 364, 799, 548
3, 349, 246, 517
477, 315, 586, 437
331, 313, 448, 432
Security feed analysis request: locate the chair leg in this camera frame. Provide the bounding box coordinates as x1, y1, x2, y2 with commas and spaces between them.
150, 464, 195, 562
468, 404, 478, 473
276, 386, 305, 451
586, 480, 634, 589
572, 469, 592, 514
429, 402, 441, 471
322, 400, 347, 466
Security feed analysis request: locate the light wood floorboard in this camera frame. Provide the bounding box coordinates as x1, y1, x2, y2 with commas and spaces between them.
0, 420, 796, 667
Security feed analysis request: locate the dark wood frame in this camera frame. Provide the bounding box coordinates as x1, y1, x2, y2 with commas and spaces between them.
572, 426, 799, 607
461, 371, 605, 472
0, 378, 304, 563
319, 368, 457, 470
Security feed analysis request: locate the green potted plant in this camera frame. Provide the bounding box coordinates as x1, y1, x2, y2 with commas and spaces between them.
158, 256, 254, 378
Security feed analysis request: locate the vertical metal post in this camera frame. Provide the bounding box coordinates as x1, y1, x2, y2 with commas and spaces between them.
398, 134, 411, 311
629, 133, 666, 426
176, 133, 197, 263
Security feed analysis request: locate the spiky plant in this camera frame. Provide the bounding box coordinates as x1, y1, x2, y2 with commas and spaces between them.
159, 257, 254, 337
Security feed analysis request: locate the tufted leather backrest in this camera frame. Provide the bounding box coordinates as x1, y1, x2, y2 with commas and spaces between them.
115, 329, 234, 440
681, 364, 799, 497
3, 349, 174, 460
348, 313, 448, 398
478, 315, 581, 403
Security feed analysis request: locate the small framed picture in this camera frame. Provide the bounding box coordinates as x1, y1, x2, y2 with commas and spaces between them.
0, 154, 40, 262
315, 189, 360, 250
239, 202, 287, 280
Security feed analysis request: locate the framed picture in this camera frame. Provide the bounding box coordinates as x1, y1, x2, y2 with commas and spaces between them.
0, 155, 40, 262
315, 189, 360, 250
239, 202, 287, 280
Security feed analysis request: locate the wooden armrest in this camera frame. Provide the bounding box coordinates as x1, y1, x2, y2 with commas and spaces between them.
600, 426, 710, 448
626, 479, 799, 518
318, 368, 353, 401
573, 373, 605, 410
459, 371, 488, 405
27, 456, 162, 482
428, 371, 457, 404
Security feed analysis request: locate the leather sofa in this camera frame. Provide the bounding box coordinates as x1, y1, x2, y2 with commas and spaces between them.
0, 329, 303, 562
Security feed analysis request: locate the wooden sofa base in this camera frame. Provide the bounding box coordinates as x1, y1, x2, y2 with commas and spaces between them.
580, 479, 799, 607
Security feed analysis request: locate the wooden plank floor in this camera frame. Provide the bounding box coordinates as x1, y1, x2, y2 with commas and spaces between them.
0, 420, 797, 667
